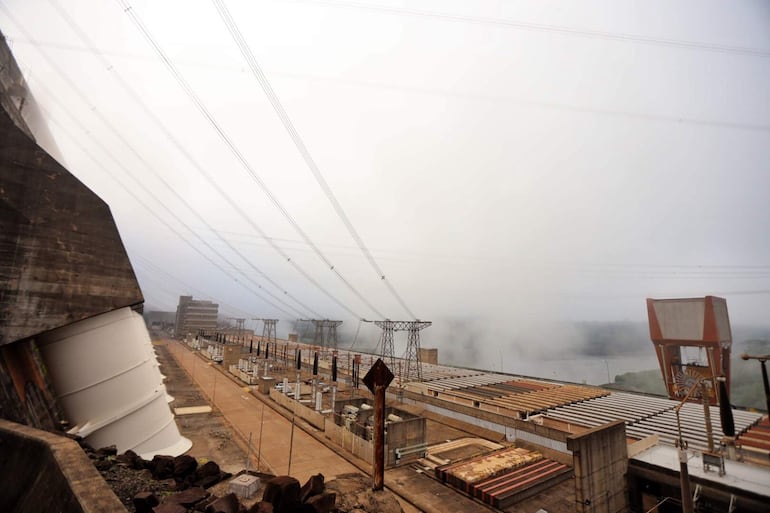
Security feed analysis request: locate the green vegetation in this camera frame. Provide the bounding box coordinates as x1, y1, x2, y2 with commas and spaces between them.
609, 369, 666, 396
608, 339, 770, 412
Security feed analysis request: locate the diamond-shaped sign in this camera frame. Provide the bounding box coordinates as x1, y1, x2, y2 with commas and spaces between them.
363, 358, 394, 394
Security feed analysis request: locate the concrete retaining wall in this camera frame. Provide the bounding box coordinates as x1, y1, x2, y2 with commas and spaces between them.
325, 420, 375, 464
268, 388, 326, 430
0, 419, 126, 513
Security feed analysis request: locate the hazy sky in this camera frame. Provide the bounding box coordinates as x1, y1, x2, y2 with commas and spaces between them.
2, 0, 769, 357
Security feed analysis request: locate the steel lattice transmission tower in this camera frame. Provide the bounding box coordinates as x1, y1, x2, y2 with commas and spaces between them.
404, 321, 431, 382
374, 320, 396, 367
300, 319, 343, 348
226, 317, 246, 342
372, 320, 431, 382
253, 318, 278, 344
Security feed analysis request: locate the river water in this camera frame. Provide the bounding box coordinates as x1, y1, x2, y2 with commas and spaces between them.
493, 354, 660, 385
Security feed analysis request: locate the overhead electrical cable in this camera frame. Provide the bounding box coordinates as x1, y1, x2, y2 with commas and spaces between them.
37, 99, 300, 318
8, 35, 768, 133
212, 0, 417, 319
132, 260, 250, 319
0, 6, 309, 319
46, 0, 321, 320
114, 0, 385, 320
290, 0, 770, 58
22, 86, 304, 322
132, 254, 256, 318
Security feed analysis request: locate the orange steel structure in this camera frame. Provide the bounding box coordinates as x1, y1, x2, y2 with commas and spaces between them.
646, 296, 732, 404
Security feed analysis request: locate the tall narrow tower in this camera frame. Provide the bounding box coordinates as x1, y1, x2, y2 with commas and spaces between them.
647, 296, 732, 404
372, 320, 431, 382
375, 320, 395, 366
307, 319, 343, 348
253, 318, 278, 344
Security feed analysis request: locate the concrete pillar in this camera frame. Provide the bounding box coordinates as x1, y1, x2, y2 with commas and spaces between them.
567, 420, 629, 513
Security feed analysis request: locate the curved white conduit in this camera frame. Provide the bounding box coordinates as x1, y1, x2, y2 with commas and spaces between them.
37, 307, 191, 458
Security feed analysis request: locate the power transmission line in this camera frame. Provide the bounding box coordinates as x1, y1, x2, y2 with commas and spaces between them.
291, 0, 770, 58
0, 6, 308, 319
45, 0, 322, 320
115, 0, 385, 320
132, 254, 257, 318
212, 0, 417, 319
8, 35, 767, 134
38, 101, 301, 319
10, 0, 362, 321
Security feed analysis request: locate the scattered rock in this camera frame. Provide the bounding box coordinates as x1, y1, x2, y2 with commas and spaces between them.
152, 503, 187, 513
94, 458, 114, 471
97, 445, 118, 457
117, 450, 147, 470
246, 502, 273, 513
262, 476, 301, 513
204, 492, 242, 513
174, 454, 198, 477
150, 455, 176, 480
300, 474, 325, 503
166, 486, 210, 507
305, 492, 336, 513
195, 460, 228, 488
133, 491, 159, 513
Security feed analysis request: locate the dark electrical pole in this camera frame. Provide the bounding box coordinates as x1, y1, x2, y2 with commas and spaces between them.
741, 353, 770, 414
363, 358, 394, 491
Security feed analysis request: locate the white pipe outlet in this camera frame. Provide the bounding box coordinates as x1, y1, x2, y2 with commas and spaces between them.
37, 307, 191, 459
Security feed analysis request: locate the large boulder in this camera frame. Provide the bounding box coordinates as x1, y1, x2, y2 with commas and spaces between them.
150, 455, 176, 480
300, 474, 325, 503
262, 476, 301, 513
194, 460, 231, 488
133, 492, 159, 513
204, 492, 242, 513
165, 487, 210, 507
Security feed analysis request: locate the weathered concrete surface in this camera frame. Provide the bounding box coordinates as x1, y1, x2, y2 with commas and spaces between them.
0, 100, 143, 346
567, 420, 628, 513
0, 418, 127, 513
0, 337, 62, 430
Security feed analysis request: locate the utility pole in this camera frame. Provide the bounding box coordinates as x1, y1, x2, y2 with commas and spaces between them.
741, 353, 770, 414
363, 358, 394, 491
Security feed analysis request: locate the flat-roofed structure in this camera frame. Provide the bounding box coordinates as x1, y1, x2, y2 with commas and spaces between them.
174, 295, 218, 337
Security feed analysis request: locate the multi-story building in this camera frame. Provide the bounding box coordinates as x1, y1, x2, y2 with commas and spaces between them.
174, 296, 218, 337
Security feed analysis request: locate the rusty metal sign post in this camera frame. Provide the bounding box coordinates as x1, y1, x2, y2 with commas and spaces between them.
363, 358, 394, 491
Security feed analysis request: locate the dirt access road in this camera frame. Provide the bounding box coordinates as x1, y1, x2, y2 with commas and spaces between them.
165, 339, 360, 483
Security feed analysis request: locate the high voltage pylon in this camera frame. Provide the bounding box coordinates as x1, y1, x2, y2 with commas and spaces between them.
226, 317, 246, 341
253, 318, 278, 345
371, 320, 432, 382
299, 319, 343, 348
374, 320, 396, 367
